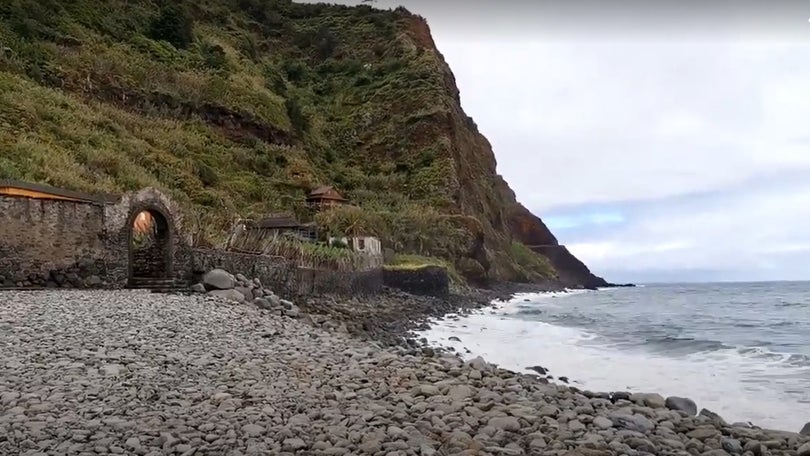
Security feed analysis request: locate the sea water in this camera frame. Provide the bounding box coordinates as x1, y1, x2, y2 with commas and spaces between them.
417, 282, 810, 432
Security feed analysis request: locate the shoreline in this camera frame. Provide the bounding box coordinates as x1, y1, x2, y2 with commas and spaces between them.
180, 276, 810, 451
2, 284, 808, 455
398, 286, 808, 437
302, 282, 809, 435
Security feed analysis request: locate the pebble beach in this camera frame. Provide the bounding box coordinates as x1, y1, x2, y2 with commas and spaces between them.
1, 289, 809, 456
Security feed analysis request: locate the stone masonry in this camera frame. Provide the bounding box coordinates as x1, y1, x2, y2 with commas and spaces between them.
0, 197, 107, 288
0, 186, 192, 289
0, 183, 380, 294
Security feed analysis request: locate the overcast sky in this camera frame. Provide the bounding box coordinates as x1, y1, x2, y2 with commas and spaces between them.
305, 0, 810, 283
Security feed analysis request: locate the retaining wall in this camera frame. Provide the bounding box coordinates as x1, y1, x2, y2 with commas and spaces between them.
0, 196, 109, 288
293, 267, 383, 296
191, 249, 383, 296
0, 187, 193, 289
191, 249, 295, 293
383, 266, 450, 297
0, 185, 377, 295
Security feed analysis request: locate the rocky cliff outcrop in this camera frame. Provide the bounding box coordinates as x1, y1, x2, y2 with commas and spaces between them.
394, 15, 607, 287
494, 178, 609, 288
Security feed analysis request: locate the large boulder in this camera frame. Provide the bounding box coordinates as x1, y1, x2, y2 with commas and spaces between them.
254, 297, 273, 310
800, 422, 810, 436
665, 396, 698, 416
235, 286, 253, 301
208, 289, 245, 303
266, 293, 282, 307
699, 408, 727, 426
630, 392, 666, 408
203, 269, 235, 290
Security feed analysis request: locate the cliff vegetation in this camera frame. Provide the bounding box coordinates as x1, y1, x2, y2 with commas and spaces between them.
0, 0, 607, 287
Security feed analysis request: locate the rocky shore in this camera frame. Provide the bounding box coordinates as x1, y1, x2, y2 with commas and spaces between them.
1, 284, 808, 455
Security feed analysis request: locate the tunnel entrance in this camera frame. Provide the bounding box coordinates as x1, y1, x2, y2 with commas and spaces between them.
128, 209, 172, 282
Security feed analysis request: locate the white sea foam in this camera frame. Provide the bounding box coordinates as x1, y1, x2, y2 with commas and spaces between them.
416, 291, 810, 432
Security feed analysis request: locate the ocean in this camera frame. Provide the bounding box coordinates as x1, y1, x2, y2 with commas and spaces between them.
417, 282, 810, 432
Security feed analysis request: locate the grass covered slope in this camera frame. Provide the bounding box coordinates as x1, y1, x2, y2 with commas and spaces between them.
0, 0, 605, 286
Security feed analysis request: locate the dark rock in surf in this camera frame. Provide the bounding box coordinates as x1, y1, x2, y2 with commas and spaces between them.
800, 422, 810, 435
699, 408, 728, 426
558, 376, 569, 384
526, 365, 547, 375
666, 396, 698, 416
448, 336, 461, 342
583, 390, 611, 400
611, 391, 631, 403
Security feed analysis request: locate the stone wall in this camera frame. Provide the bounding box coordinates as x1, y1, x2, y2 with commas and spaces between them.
383, 266, 450, 297
0, 184, 383, 293
192, 249, 296, 294
131, 242, 168, 278
0, 187, 193, 289
103, 187, 193, 287
192, 248, 383, 297
293, 268, 383, 296
0, 196, 108, 288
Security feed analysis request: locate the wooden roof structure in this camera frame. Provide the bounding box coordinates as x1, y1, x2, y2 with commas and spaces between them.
0, 179, 119, 204
306, 185, 347, 204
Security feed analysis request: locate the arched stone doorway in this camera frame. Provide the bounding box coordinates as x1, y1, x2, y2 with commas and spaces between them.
128, 208, 173, 284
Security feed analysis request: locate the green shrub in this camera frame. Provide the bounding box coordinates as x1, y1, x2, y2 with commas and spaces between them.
282, 59, 307, 83
200, 41, 229, 71
385, 254, 463, 284
314, 25, 337, 60
285, 97, 309, 133
150, 4, 194, 49
195, 162, 218, 187
263, 64, 287, 95
509, 241, 556, 281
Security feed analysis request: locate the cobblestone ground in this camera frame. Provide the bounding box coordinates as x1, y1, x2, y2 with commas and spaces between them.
0, 290, 375, 455
1, 291, 808, 456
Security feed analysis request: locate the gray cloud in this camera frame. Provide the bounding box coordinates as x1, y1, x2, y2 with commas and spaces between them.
332, 0, 810, 42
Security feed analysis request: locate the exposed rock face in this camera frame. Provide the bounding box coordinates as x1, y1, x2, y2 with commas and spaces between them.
497, 179, 609, 288
401, 17, 609, 287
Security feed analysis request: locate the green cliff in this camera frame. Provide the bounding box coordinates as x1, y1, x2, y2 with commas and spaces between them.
0, 0, 608, 287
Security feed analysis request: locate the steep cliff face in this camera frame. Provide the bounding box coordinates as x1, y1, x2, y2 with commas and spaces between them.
505, 199, 609, 288
401, 16, 608, 288
0, 0, 607, 287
